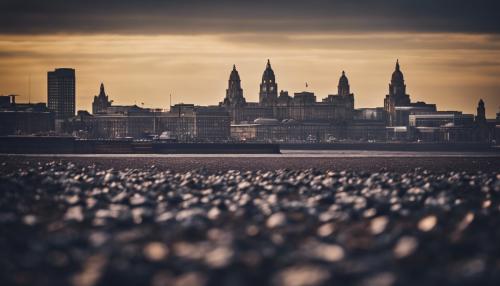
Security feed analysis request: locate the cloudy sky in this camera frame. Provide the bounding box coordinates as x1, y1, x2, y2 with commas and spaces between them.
0, 0, 499, 116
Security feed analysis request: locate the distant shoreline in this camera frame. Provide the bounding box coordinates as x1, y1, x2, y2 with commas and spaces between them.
0, 136, 497, 154
1, 155, 499, 173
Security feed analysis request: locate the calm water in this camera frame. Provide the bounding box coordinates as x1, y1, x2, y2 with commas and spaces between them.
5, 150, 499, 158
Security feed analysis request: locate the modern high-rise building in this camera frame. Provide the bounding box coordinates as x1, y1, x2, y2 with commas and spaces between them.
48, 68, 75, 120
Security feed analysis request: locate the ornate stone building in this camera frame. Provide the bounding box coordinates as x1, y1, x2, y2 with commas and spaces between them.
221, 60, 354, 125
384, 60, 436, 126
259, 60, 278, 106
384, 60, 411, 126
92, 83, 111, 114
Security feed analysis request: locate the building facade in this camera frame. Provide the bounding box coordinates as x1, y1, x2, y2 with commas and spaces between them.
71, 88, 230, 141
56, 60, 497, 144
0, 95, 55, 135
48, 68, 76, 120
221, 60, 354, 124
383, 61, 437, 126
259, 60, 278, 106
92, 83, 111, 114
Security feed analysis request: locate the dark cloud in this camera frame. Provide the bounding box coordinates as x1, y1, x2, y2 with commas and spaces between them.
0, 0, 499, 35
219, 34, 500, 51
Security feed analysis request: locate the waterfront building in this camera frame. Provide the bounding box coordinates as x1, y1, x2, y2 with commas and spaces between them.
47, 68, 75, 120
383, 60, 436, 126
221, 60, 355, 125
259, 60, 278, 106
409, 112, 474, 127
53, 60, 497, 144
68, 103, 230, 141
92, 83, 111, 114
0, 95, 55, 135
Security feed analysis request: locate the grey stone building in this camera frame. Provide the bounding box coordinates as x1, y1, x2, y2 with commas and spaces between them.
221, 60, 355, 124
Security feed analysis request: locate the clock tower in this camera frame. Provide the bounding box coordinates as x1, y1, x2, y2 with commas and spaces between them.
259, 59, 278, 106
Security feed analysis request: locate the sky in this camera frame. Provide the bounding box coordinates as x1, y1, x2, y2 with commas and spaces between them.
0, 0, 499, 117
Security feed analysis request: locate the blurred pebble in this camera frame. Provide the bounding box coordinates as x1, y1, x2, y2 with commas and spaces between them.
370, 216, 389, 235
267, 212, 286, 229
418, 215, 437, 232
393, 236, 418, 258
143, 242, 169, 262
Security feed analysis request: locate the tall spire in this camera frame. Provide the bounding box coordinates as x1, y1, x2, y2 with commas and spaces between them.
99, 82, 106, 97
233, 64, 236, 70
267, 59, 271, 68
395, 59, 400, 71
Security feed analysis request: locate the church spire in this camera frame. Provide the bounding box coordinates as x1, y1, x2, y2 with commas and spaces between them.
395, 59, 400, 71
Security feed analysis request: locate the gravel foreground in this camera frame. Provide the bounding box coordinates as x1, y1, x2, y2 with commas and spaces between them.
1, 159, 500, 286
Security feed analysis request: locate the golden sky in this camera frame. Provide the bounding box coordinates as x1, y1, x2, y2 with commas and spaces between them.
0, 33, 499, 117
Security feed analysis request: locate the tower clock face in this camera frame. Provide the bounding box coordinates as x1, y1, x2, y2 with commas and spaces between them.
262, 86, 266, 92
270, 86, 274, 91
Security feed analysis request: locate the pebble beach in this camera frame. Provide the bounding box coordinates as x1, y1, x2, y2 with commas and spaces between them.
0, 155, 499, 286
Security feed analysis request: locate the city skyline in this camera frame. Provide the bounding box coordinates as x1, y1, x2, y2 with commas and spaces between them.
0, 0, 499, 117
1, 57, 499, 118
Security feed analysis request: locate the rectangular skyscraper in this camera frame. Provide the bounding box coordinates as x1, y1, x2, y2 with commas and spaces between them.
47, 68, 75, 120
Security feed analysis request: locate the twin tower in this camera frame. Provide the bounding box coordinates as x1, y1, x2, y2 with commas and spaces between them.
222, 60, 277, 107
222, 59, 351, 107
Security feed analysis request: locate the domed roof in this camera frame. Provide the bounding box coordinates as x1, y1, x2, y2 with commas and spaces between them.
391, 60, 404, 84
262, 59, 275, 81
229, 64, 240, 81
338, 71, 349, 87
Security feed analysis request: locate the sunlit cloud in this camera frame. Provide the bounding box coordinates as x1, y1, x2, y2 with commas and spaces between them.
0, 32, 499, 117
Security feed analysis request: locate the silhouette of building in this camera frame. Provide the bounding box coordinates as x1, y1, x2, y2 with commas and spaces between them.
221, 60, 354, 126
476, 99, 486, 123
92, 83, 111, 114
259, 59, 278, 106
55, 59, 497, 143
47, 68, 75, 120
383, 60, 436, 126
70, 87, 231, 141
475, 99, 490, 142
0, 95, 55, 135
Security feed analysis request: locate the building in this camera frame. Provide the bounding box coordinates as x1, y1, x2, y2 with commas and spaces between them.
384, 60, 410, 126
69, 84, 231, 141
47, 60, 499, 144
0, 95, 55, 135
221, 60, 354, 125
409, 112, 474, 128
259, 60, 278, 106
383, 60, 436, 126
48, 68, 75, 120
92, 83, 111, 114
